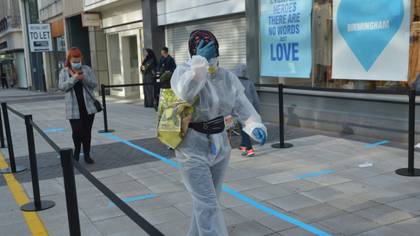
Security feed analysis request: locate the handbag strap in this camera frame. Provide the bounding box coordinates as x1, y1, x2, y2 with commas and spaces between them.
83, 84, 97, 101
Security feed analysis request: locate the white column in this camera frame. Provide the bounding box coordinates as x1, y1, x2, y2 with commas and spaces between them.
18, 0, 32, 89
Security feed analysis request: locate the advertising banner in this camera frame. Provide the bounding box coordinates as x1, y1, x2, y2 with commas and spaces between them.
332, 0, 411, 81
260, 0, 313, 78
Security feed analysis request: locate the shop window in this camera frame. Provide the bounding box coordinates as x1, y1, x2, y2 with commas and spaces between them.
270, 0, 420, 90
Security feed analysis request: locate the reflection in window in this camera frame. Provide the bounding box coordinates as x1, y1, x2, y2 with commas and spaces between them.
282, 0, 420, 91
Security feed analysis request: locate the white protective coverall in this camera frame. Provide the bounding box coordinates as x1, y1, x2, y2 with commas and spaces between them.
171, 55, 266, 236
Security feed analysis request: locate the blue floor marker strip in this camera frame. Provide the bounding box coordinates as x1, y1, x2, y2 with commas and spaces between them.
43, 128, 65, 133
296, 170, 336, 180
108, 194, 158, 207
223, 186, 331, 236
101, 133, 180, 169
364, 140, 389, 149
101, 133, 331, 236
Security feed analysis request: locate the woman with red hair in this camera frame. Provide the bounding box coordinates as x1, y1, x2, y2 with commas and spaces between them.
59, 47, 99, 164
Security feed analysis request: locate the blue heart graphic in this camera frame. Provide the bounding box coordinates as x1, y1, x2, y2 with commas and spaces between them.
337, 0, 404, 71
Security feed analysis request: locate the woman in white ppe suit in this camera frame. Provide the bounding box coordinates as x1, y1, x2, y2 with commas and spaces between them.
171, 30, 267, 236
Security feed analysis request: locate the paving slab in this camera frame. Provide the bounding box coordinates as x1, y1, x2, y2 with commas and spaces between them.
355, 226, 411, 236
268, 193, 321, 212
227, 220, 274, 236
387, 197, 420, 214
291, 203, 346, 223
300, 186, 346, 203
387, 217, 420, 236
241, 183, 293, 201
317, 213, 380, 235
353, 204, 414, 226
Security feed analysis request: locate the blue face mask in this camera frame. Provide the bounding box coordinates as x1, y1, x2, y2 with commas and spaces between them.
71, 63, 82, 70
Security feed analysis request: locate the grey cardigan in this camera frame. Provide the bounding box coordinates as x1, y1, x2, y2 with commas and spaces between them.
58, 65, 98, 120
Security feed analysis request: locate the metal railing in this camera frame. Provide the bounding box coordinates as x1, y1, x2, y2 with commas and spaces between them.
0, 102, 164, 236
100, 82, 419, 177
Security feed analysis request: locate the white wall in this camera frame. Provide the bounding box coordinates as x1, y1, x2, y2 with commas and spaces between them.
101, 1, 142, 28
157, 0, 245, 25
64, 0, 84, 17
84, 0, 119, 11
38, 0, 63, 22
2, 31, 24, 50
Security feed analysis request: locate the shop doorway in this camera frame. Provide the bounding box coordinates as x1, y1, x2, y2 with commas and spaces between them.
107, 29, 142, 98
122, 34, 140, 97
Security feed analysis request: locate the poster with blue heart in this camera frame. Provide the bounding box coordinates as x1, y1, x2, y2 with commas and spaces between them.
333, 0, 411, 81
259, 0, 313, 78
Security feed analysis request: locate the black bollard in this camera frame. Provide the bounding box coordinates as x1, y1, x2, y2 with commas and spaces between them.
272, 84, 293, 149
0, 103, 26, 174
60, 148, 81, 236
396, 89, 420, 176
98, 84, 115, 133
21, 115, 55, 211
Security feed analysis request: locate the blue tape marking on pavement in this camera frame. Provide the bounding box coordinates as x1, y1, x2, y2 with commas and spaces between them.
223, 186, 331, 236
108, 194, 158, 207
296, 170, 336, 180
101, 133, 180, 169
101, 133, 332, 236
364, 140, 389, 149
43, 128, 65, 133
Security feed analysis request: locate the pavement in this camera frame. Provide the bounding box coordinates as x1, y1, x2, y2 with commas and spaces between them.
0, 88, 420, 236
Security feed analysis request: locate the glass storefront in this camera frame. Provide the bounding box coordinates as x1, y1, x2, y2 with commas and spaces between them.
106, 29, 142, 97
53, 36, 66, 88
262, 0, 420, 90
0, 52, 27, 88
108, 33, 122, 87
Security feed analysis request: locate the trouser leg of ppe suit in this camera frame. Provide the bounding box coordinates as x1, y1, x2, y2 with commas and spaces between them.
178, 142, 230, 236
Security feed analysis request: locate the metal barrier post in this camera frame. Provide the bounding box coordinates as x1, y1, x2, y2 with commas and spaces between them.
21, 115, 55, 211
0, 108, 5, 148
396, 89, 420, 176
99, 84, 114, 133
0, 103, 26, 173
60, 148, 81, 236
272, 84, 293, 149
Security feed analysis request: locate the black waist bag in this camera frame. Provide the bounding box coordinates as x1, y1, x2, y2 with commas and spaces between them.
189, 116, 225, 135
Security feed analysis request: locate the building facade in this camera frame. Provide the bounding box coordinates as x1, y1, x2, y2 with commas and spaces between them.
0, 0, 28, 88
37, 0, 66, 91
29, 0, 420, 141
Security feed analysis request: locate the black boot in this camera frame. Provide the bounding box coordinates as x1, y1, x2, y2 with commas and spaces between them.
84, 154, 95, 164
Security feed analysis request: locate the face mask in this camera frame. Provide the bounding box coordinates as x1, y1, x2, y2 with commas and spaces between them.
71, 63, 82, 70
208, 58, 219, 75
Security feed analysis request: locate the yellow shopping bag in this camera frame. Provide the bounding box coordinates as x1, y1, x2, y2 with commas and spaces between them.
157, 89, 195, 149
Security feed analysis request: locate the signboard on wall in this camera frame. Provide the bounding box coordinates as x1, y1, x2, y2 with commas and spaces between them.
82, 13, 101, 27
28, 24, 52, 52
332, 0, 411, 81
259, 0, 313, 78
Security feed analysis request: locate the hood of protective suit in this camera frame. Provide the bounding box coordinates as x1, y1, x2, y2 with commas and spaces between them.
189, 30, 220, 58
233, 64, 247, 78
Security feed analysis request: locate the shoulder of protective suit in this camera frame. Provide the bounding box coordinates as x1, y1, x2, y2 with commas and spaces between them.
224, 68, 241, 81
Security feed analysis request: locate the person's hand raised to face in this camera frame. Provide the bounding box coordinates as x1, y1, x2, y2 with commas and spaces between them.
196, 40, 216, 61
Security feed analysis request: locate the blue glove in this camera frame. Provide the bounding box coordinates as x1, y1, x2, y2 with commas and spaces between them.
196, 40, 216, 61
252, 128, 267, 146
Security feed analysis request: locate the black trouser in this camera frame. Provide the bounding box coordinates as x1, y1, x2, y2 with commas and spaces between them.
69, 114, 95, 157
240, 126, 253, 150
1, 78, 8, 89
